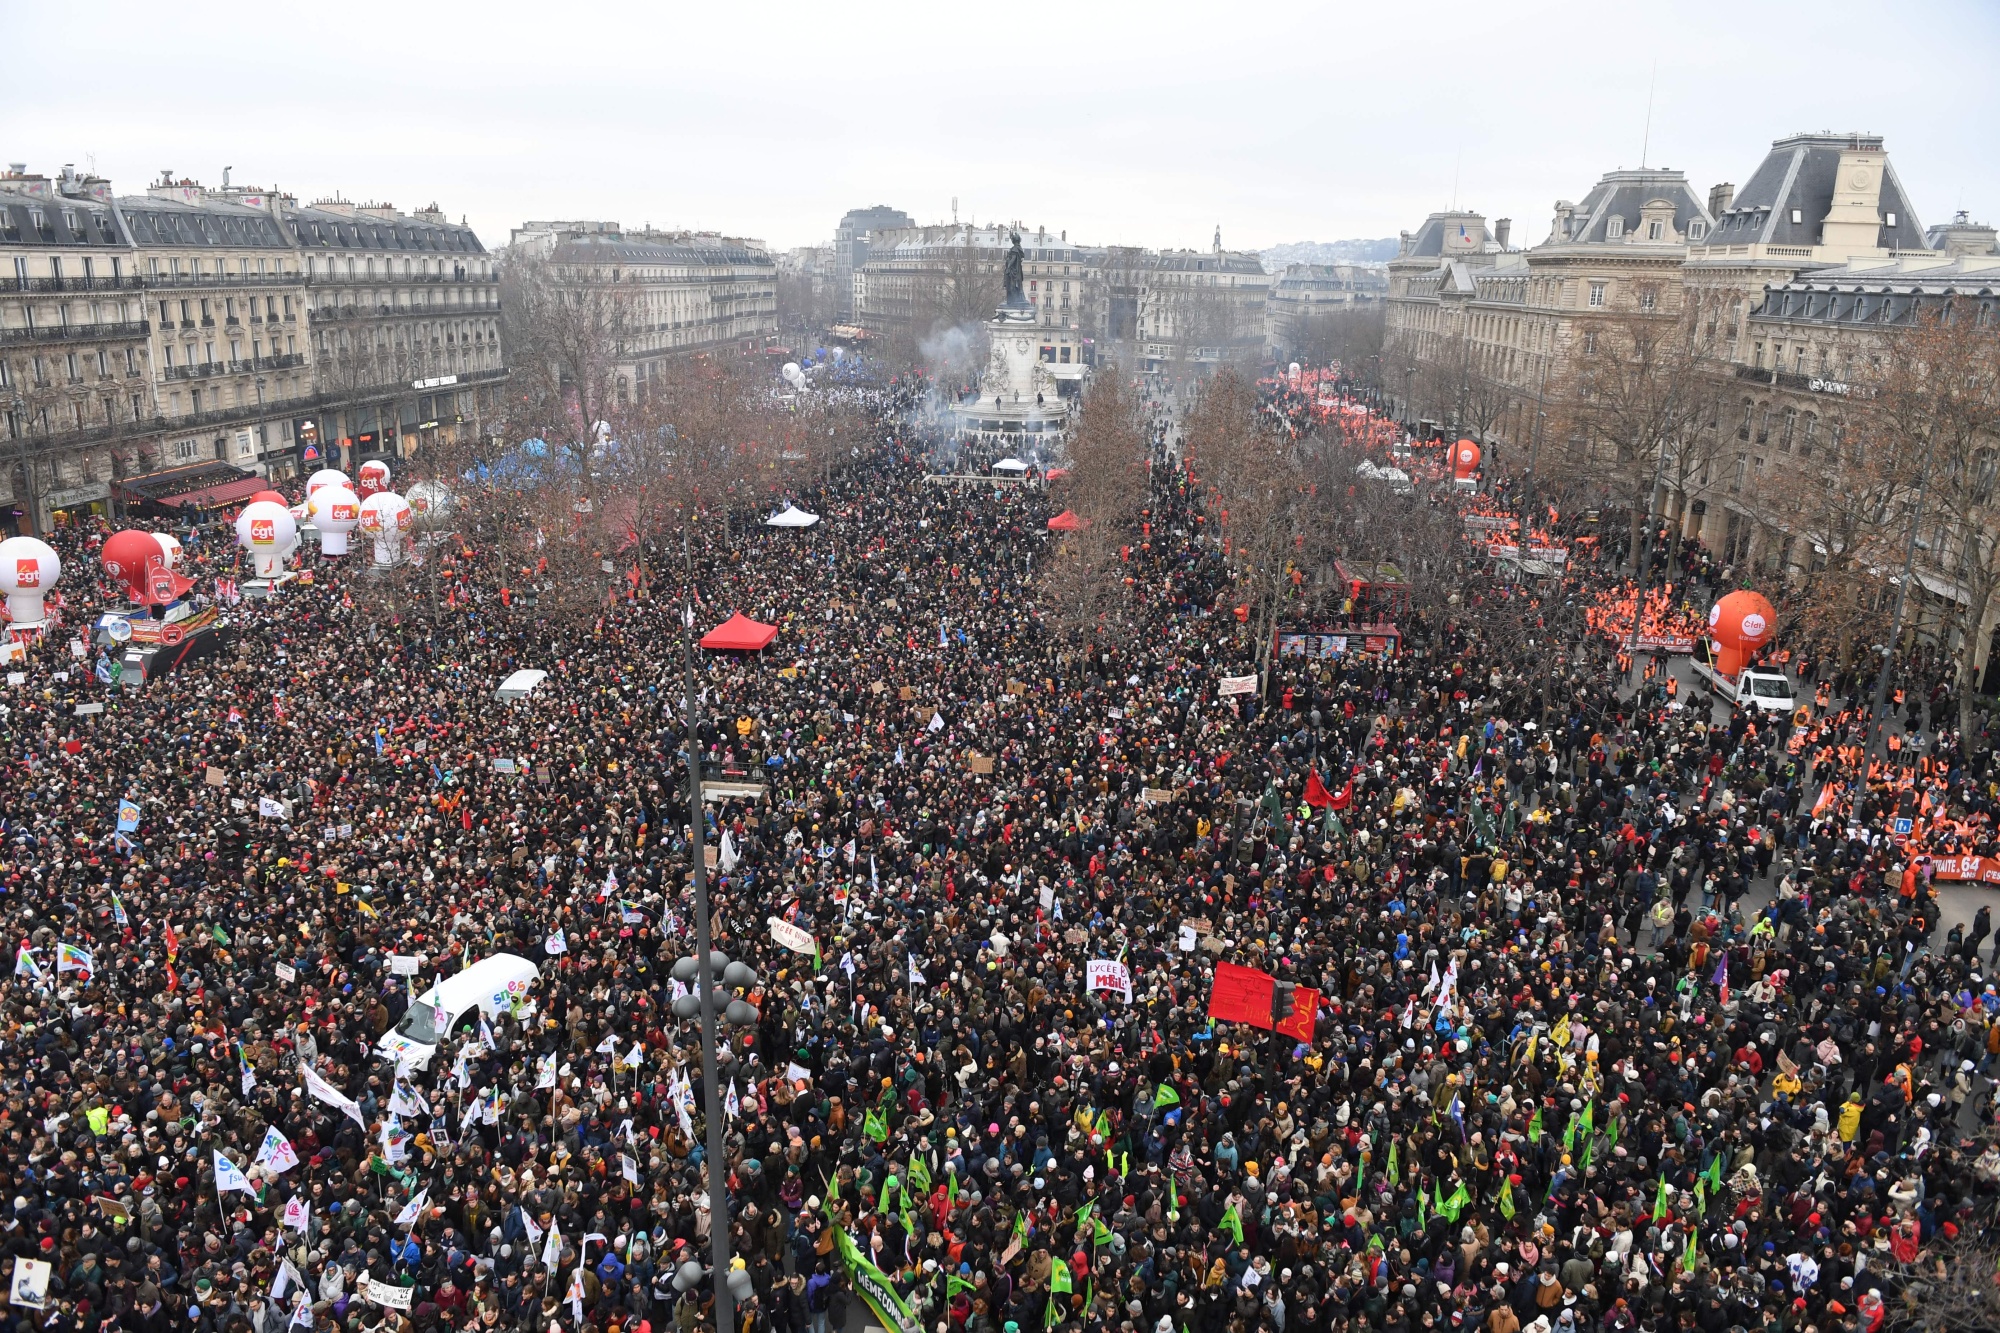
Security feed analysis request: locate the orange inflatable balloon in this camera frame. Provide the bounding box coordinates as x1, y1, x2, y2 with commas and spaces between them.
1452, 439, 1482, 480
1708, 590, 1776, 653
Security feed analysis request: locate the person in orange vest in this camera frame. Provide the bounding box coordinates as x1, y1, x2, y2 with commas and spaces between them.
1665, 674, 1678, 700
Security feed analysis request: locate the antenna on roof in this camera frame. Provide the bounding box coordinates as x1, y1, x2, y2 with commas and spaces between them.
1640, 58, 1658, 169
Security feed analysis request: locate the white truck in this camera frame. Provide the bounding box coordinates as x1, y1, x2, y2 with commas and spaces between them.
1690, 639, 1797, 715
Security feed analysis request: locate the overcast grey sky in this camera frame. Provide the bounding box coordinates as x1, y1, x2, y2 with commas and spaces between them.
6, 0, 1997, 254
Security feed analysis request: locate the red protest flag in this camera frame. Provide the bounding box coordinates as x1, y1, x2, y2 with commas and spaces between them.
1208, 961, 1275, 1030
1275, 986, 1321, 1042
1326, 779, 1354, 811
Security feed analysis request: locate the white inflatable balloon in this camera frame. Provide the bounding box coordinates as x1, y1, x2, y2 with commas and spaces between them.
305, 468, 351, 499
306, 485, 362, 556
404, 480, 454, 518
358, 492, 413, 566
152, 533, 183, 569
235, 500, 299, 580
0, 536, 60, 627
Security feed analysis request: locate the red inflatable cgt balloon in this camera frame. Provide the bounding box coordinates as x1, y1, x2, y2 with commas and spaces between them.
1452, 439, 1482, 480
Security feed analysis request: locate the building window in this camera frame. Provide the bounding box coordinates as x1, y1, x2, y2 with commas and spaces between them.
1688, 220, 1706, 240
1647, 220, 1664, 241
1801, 413, 1817, 456
1738, 400, 1753, 440
1607, 217, 1625, 239
1588, 282, 1606, 308
1885, 212, 1898, 228
1780, 407, 1797, 451
1638, 288, 1657, 311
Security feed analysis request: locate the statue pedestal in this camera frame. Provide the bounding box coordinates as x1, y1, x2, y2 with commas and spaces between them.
951, 300, 1069, 457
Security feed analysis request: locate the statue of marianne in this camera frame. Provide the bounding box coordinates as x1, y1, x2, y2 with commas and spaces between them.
1003, 231, 1025, 304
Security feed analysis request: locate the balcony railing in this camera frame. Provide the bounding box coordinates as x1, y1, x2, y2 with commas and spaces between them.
0, 320, 150, 345
143, 271, 302, 289
9, 275, 148, 293
162, 352, 306, 381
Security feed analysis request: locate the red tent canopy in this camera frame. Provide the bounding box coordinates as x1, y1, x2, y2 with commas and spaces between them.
700, 612, 779, 651
1047, 510, 1083, 531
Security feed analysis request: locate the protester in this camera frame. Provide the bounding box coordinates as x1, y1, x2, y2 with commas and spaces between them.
0, 363, 1989, 1333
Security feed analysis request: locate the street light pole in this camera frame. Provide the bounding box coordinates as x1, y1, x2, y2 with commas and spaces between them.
682, 535, 735, 1333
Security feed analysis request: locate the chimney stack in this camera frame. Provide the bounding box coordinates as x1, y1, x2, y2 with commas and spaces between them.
1493, 218, 1512, 250
1709, 182, 1735, 216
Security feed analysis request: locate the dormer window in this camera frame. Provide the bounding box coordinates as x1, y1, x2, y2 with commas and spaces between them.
1647, 220, 1665, 241
1689, 221, 1707, 240
1607, 216, 1625, 239
1885, 212, 1899, 228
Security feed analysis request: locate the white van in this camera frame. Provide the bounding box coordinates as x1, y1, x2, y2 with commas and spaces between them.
376, 953, 540, 1068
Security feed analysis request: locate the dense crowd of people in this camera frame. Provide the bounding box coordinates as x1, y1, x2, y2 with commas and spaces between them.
0, 365, 1994, 1333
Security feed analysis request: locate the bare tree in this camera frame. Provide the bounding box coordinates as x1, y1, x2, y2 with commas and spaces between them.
499, 249, 638, 490
1867, 302, 2000, 735
1040, 376, 1152, 644
1550, 307, 1730, 575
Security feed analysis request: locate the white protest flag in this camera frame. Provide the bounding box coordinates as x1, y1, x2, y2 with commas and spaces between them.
907, 954, 925, 987
623, 1042, 644, 1069
300, 1063, 367, 1129
242, 1062, 257, 1098
927, 711, 945, 733
595, 1033, 618, 1055
725, 1080, 741, 1119
271, 1256, 307, 1303
255, 1127, 300, 1175
212, 1150, 255, 1198
518, 1207, 544, 1248
541, 1219, 562, 1270
388, 1082, 429, 1119
567, 1265, 586, 1322
719, 830, 740, 872
545, 929, 567, 956
282, 1195, 309, 1231
394, 1189, 428, 1228
620, 1154, 640, 1186
537, 1053, 558, 1090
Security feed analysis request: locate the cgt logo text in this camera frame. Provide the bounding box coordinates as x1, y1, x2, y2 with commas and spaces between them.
14, 559, 40, 587
250, 518, 275, 543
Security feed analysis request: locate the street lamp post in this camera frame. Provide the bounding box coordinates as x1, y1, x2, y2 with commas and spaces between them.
673, 569, 760, 1333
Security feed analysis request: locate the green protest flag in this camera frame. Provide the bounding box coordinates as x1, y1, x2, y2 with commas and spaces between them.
1703, 1154, 1724, 1192
831, 1226, 924, 1333
1050, 1259, 1073, 1295
1581, 1101, 1594, 1136
1074, 1201, 1095, 1228
1218, 1204, 1244, 1247
1093, 1219, 1113, 1248
1498, 1180, 1516, 1220
1416, 1187, 1428, 1228
1606, 1113, 1619, 1148
1562, 1114, 1577, 1153
1654, 1175, 1670, 1219
906, 1155, 932, 1195
1152, 1083, 1180, 1109
863, 1107, 889, 1143
1012, 1211, 1029, 1245
211, 924, 231, 946
1386, 1140, 1399, 1186
1527, 1108, 1542, 1144
948, 1275, 976, 1299
1440, 1183, 1470, 1223
1682, 1228, 1698, 1273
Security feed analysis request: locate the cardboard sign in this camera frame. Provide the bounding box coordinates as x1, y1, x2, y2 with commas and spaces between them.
768, 917, 819, 956
362, 1277, 414, 1310
1142, 788, 1174, 805
274, 963, 297, 984
871, 681, 886, 695
205, 766, 227, 787
899, 686, 915, 701
389, 955, 421, 977
74, 702, 104, 716
1007, 681, 1028, 695
1086, 959, 1133, 1002
968, 754, 994, 775
9, 1259, 49, 1310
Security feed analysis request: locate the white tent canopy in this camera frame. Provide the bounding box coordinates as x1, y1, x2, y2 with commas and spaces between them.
993, 458, 1030, 473
765, 504, 820, 528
